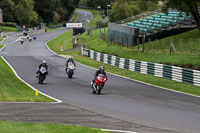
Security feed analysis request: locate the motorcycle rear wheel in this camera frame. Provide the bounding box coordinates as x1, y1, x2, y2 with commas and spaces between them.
97, 85, 103, 94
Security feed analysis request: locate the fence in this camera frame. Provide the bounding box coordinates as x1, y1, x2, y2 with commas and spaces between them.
96, 28, 200, 54
81, 47, 200, 87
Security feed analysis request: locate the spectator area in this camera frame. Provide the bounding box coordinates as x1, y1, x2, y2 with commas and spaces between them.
127, 11, 195, 36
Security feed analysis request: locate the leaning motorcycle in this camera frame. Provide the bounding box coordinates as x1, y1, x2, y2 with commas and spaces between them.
66, 63, 75, 78
37, 67, 48, 84
91, 74, 107, 94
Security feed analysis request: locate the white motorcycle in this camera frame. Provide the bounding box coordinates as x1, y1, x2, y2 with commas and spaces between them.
66, 63, 75, 78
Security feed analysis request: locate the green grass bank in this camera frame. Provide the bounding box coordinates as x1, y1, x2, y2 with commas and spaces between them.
0, 121, 109, 133
0, 57, 53, 102
0, 44, 4, 49
0, 26, 17, 32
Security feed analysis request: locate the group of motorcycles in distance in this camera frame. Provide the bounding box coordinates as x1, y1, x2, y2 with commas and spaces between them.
20, 33, 37, 45
36, 60, 107, 94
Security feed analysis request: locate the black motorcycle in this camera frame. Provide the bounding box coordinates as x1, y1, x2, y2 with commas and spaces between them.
36, 67, 48, 84
20, 39, 24, 45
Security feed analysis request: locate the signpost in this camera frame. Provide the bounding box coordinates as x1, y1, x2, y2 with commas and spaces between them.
66, 23, 83, 28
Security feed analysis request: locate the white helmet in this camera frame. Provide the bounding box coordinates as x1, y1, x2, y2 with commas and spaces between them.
42, 60, 46, 64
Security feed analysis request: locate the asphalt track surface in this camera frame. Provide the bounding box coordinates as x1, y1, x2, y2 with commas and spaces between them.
1, 10, 200, 133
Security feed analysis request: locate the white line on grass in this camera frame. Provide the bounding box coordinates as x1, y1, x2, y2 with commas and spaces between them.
0, 35, 8, 43
0, 44, 6, 52
101, 129, 139, 133
1, 56, 62, 103
0, 35, 8, 52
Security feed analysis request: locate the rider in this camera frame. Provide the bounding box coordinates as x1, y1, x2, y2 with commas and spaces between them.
20, 38, 24, 44
29, 35, 32, 41
36, 60, 48, 77
65, 57, 76, 71
93, 66, 107, 81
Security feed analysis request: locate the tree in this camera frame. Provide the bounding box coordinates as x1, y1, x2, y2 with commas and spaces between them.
15, 0, 38, 26
61, 0, 75, 21
34, 0, 55, 23
137, 0, 158, 11
0, 0, 16, 22
162, 0, 200, 33
73, 0, 80, 6
109, 0, 132, 22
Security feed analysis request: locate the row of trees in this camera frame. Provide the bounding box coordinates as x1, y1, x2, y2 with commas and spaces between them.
109, 0, 159, 22
0, 0, 75, 26
162, 0, 200, 33
79, 0, 115, 9
78, 0, 159, 22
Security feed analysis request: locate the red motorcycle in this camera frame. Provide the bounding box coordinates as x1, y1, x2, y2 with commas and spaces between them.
91, 74, 107, 94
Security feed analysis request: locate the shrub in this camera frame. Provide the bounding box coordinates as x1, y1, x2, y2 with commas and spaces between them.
0, 22, 17, 27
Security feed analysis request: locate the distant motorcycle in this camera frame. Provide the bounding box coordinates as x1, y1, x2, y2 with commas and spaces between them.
91, 74, 107, 94
36, 67, 48, 84
29, 36, 32, 42
33, 36, 37, 40
20, 39, 24, 45
66, 63, 75, 78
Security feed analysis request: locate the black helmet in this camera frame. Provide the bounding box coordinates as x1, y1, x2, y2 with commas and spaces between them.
68, 57, 73, 61
100, 66, 104, 73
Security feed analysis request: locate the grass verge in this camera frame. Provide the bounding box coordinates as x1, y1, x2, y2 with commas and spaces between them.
0, 121, 109, 133
46, 28, 58, 32
47, 30, 200, 96
0, 26, 17, 32
0, 57, 53, 102
0, 35, 7, 42
47, 31, 73, 52
0, 44, 3, 49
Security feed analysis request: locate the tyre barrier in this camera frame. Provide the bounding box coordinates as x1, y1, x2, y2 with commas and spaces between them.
81, 47, 200, 87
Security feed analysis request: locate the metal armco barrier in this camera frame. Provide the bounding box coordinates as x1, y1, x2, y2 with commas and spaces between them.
81, 47, 200, 87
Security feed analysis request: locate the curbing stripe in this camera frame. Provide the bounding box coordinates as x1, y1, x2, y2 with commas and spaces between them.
1, 56, 62, 103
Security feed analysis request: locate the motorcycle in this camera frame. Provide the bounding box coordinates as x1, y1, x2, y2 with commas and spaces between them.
66, 63, 75, 78
29, 36, 32, 42
33, 36, 37, 40
36, 66, 48, 84
91, 74, 107, 94
20, 39, 24, 45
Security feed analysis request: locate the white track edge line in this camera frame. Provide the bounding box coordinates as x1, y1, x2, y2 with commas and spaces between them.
1, 56, 62, 103
45, 34, 200, 99
101, 129, 139, 133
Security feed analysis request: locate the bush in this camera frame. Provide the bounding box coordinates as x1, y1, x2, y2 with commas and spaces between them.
0, 22, 17, 27
95, 21, 108, 28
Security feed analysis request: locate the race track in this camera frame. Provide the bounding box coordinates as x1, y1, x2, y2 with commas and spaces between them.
0, 10, 200, 133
